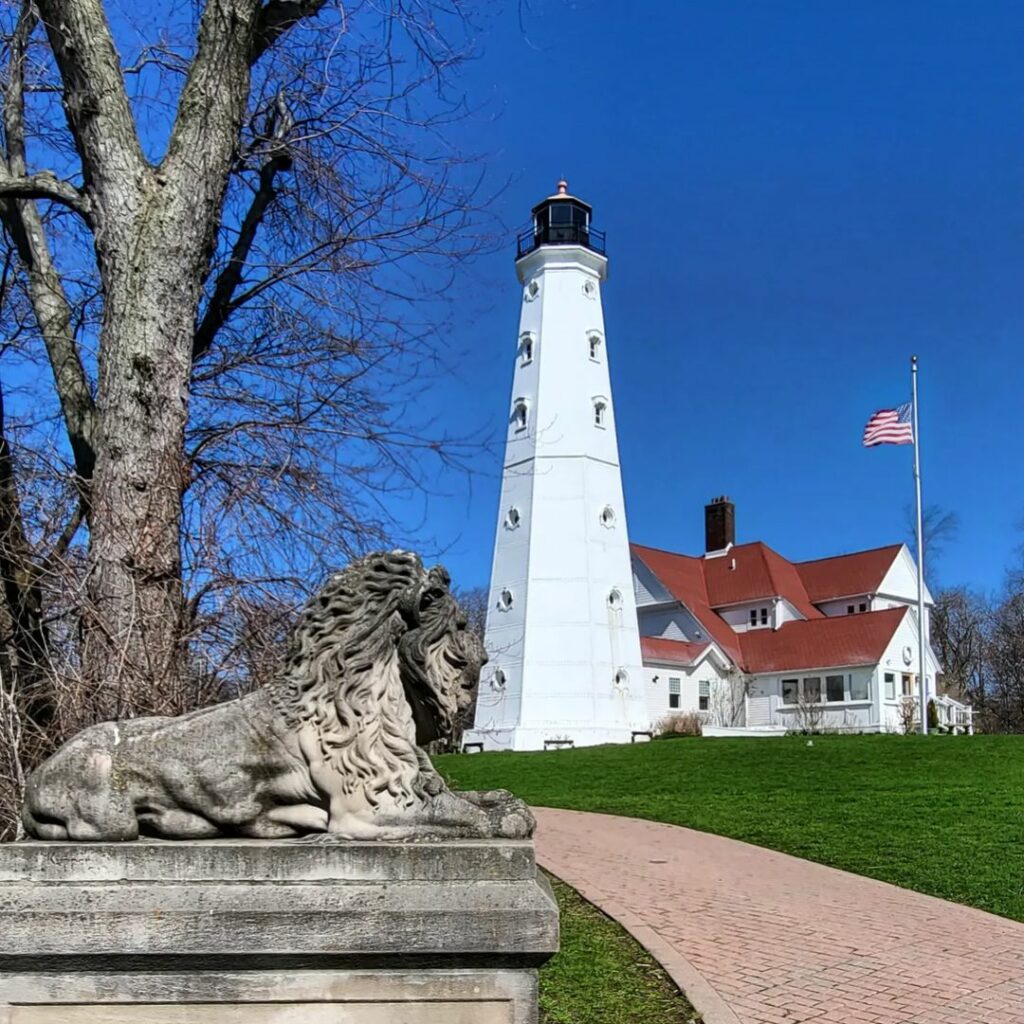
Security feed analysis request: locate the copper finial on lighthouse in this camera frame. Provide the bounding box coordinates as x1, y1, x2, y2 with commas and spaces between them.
556, 179, 568, 195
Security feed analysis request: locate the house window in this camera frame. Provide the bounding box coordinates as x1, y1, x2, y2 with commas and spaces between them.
698, 680, 710, 712
760, 607, 768, 626
593, 398, 607, 427
588, 333, 602, 361
512, 398, 528, 431
803, 677, 822, 703
750, 607, 768, 628
782, 678, 799, 705
749, 609, 758, 627
884, 672, 896, 700
851, 675, 870, 701
826, 674, 845, 703
668, 677, 681, 709
902, 673, 913, 696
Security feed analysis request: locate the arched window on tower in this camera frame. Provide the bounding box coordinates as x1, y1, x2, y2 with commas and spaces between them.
588, 332, 602, 361
520, 332, 535, 366
592, 397, 608, 428
512, 397, 529, 432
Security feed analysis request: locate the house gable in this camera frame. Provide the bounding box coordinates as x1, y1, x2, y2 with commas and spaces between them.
877, 544, 935, 608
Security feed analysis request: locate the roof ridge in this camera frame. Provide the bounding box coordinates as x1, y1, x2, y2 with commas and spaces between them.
631, 541, 701, 559
795, 543, 904, 567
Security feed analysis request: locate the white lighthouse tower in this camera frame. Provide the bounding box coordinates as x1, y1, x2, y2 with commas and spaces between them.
465, 182, 649, 751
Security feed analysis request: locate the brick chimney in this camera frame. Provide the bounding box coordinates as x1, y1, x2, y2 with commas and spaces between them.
705, 496, 735, 552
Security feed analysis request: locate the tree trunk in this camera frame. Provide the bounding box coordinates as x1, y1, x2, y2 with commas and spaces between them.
54, 0, 263, 718
82, 249, 191, 716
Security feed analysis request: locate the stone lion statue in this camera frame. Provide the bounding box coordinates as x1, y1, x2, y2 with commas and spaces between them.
22, 551, 533, 842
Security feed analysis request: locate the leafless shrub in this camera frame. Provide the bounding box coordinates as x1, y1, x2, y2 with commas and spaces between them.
656, 711, 703, 738
898, 697, 918, 735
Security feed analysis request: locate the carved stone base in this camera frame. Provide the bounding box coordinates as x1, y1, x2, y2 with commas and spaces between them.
0, 839, 558, 1024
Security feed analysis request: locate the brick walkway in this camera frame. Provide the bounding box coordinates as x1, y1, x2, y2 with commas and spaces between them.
534, 808, 1024, 1024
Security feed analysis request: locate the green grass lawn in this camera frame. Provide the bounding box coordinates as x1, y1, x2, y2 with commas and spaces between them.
438, 734, 1024, 922
541, 873, 698, 1023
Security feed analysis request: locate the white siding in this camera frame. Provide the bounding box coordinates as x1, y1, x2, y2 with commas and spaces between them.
644, 656, 741, 731
632, 557, 673, 606
718, 602, 773, 633
817, 596, 872, 618
637, 605, 706, 642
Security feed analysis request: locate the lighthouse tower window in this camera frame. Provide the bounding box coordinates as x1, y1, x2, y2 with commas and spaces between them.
593, 398, 607, 428
512, 398, 529, 431
588, 333, 602, 361
520, 333, 534, 366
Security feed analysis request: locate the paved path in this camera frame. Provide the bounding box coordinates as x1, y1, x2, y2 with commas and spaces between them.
533, 808, 1024, 1024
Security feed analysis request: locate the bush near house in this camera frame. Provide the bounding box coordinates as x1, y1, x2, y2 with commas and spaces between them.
438, 734, 1024, 923
654, 712, 704, 738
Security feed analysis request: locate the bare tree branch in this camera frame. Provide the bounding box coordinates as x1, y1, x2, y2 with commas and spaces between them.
251, 0, 329, 63
193, 93, 295, 363
0, 169, 90, 219
0, 1, 95, 484
34, 0, 146, 220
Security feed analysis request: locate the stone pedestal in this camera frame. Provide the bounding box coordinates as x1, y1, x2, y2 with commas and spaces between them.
0, 839, 558, 1023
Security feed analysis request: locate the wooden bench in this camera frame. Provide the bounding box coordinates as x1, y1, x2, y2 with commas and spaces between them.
543, 739, 575, 751
631, 730, 653, 743
462, 742, 484, 754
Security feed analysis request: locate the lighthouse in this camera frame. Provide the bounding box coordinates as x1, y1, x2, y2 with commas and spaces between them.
465, 182, 649, 751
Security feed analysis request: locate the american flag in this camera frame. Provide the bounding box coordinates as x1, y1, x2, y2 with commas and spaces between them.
863, 402, 914, 447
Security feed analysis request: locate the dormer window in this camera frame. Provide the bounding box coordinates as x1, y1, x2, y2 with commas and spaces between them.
512, 397, 529, 431
749, 607, 769, 628
593, 397, 607, 428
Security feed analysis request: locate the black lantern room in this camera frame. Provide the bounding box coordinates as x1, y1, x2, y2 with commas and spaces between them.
516, 181, 606, 259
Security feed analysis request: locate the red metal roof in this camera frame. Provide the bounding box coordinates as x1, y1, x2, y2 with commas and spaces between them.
795, 545, 903, 603
739, 606, 908, 673
702, 542, 823, 620
632, 541, 909, 675
631, 544, 743, 664
640, 637, 711, 667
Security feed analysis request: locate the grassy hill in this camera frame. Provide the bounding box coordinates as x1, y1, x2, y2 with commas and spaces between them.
437, 734, 1024, 922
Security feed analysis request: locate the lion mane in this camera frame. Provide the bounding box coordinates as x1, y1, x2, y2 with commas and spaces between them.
267, 550, 470, 808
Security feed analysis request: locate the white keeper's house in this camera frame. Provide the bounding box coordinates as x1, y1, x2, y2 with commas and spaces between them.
634, 496, 974, 736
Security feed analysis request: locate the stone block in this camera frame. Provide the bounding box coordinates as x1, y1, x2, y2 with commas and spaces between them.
0, 839, 558, 1024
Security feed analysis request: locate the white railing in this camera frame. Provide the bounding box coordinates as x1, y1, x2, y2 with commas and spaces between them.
933, 694, 974, 735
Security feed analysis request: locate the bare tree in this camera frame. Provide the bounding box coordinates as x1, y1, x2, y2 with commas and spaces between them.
906, 503, 959, 589
453, 584, 488, 637
0, 0, 499, 833
446, 583, 486, 749
931, 587, 987, 705
0, 2, 491, 704
987, 581, 1024, 732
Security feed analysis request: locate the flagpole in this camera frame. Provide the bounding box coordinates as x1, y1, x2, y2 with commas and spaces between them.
911, 355, 928, 735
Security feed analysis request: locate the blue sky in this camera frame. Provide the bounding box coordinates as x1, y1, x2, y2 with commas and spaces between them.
410, 0, 1024, 596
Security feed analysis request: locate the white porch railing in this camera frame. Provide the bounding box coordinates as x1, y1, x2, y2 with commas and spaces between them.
932, 693, 974, 734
